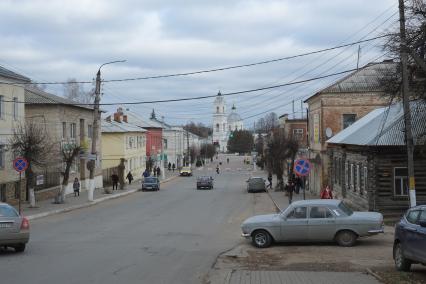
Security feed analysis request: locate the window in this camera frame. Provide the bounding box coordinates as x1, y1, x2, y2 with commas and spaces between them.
342, 114, 356, 129
0, 145, 5, 169
293, 128, 304, 140
216, 106, 219, 113
216, 124, 219, 132
350, 164, 355, 190
286, 207, 307, 219
223, 123, 226, 131
420, 210, 426, 222
310, 206, 333, 218
70, 123, 76, 139
62, 122, 66, 139
13, 97, 18, 120
0, 95, 3, 119
223, 106, 225, 112
88, 124, 93, 139
0, 204, 18, 217
338, 158, 342, 185
129, 136, 134, 148
406, 210, 420, 224
394, 167, 408, 196
362, 166, 367, 195
356, 165, 360, 192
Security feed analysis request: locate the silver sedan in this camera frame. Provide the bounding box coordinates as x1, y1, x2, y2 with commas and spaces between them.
0, 203, 30, 252
241, 199, 384, 248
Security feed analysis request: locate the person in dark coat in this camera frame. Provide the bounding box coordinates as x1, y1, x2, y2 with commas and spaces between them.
172, 163, 176, 172
168, 162, 171, 171
126, 171, 133, 184
143, 169, 150, 178
285, 181, 295, 204
156, 166, 161, 177
73, 177, 80, 197
267, 173, 273, 189
111, 173, 119, 190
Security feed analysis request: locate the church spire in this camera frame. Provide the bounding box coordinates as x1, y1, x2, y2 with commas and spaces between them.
150, 109, 156, 119
232, 104, 236, 111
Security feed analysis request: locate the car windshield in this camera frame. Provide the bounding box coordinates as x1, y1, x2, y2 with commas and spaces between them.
250, 178, 264, 182
144, 177, 157, 183
198, 177, 210, 181
338, 202, 353, 216
0, 205, 19, 217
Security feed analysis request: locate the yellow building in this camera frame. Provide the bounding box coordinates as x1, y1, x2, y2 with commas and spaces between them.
101, 118, 147, 182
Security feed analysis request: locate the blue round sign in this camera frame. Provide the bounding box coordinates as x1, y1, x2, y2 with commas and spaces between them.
294, 159, 311, 177
13, 157, 28, 173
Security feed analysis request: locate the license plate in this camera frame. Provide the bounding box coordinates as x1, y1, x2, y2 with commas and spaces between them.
146, 187, 152, 189
0, 223, 12, 228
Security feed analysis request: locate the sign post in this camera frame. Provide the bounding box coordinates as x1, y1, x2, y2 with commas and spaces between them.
293, 159, 311, 200
13, 157, 29, 214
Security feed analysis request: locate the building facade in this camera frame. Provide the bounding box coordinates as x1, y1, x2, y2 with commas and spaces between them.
305, 61, 395, 195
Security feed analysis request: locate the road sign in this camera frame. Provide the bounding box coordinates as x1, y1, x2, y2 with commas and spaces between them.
13, 157, 28, 173
294, 159, 311, 177
36, 175, 44, 185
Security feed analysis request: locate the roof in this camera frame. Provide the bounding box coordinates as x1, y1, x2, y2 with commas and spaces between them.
25, 88, 94, 111
101, 120, 146, 133
327, 100, 426, 146
124, 111, 164, 129
305, 61, 397, 102
0, 65, 30, 82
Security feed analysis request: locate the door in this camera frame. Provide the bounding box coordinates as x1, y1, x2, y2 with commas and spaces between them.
308, 206, 336, 241
403, 209, 421, 259
281, 206, 308, 241
415, 209, 426, 262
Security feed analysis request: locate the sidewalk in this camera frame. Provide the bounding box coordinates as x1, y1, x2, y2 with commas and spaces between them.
23, 171, 178, 220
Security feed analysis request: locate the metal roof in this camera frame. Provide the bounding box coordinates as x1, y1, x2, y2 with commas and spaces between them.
25, 88, 94, 111
125, 111, 164, 129
327, 100, 426, 146
305, 61, 397, 102
101, 120, 146, 133
0, 65, 30, 82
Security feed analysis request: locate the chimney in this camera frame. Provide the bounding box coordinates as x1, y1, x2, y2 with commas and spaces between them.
114, 112, 121, 123
123, 115, 128, 123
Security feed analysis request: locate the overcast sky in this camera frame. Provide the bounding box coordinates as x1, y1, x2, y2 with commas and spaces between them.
0, 0, 397, 126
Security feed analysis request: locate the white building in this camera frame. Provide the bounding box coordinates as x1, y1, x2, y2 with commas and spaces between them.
212, 92, 244, 152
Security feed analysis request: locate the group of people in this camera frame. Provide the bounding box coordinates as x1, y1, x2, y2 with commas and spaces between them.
167, 162, 176, 172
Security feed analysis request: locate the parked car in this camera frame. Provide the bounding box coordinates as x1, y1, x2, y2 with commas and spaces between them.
241, 199, 383, 248
393, 205, 426, 271
196, 176, 214, 190
0, 203, 30, 252
180, 166, 192, 176
246, 177, 266, 193
141, 177, 160, 191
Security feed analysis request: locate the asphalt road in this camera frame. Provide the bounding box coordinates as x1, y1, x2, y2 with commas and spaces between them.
0, 155, 256, 284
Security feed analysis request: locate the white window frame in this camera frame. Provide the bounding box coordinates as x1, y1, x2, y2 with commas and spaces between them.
356, 164, 361, 192
362, 166, 368, 195
394, 167, 408, 196
350, 164, 354, 190
13, 97, 18, 120
88, 124, 93, 139
70, 123, 76, 139
0, 95, 4, 119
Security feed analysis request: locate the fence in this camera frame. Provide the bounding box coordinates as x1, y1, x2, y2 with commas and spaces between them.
34, 171, 61, 191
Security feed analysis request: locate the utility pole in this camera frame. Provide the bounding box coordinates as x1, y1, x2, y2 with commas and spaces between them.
186, 130, 190, 167
356, 45, 361, 70
88, 60, 125, 201
399, 0, 416, 207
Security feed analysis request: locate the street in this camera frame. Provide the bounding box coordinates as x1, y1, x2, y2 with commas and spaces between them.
0, 156, 259, 284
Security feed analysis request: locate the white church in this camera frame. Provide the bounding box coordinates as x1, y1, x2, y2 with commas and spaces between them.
212, 91, 244, 152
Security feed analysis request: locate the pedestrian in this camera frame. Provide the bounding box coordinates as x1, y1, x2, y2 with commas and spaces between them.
111, 172, 119, 190
320, 185, 333, 199
227, 158, 229, 164
294, 176, 301, 194
156, 166, 161, 177
73, 177, 80, 197
143, 169, 150, 178
172, 163, 176, 172
267, 173, 273, 189
168, 162, 171, 171
126, 171, 133, 184
216, 165, 220, 174
286, 181, 295, 204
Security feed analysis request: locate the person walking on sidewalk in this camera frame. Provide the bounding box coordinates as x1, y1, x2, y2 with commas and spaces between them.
285, 180, 295, 204
172, 163, 175, 172
126, 171, 133, 184
156, 166, 161, 177
320, 185, 333, 199
73, 177, 80, 197
267, 173, 273, 189
111, 173, 119, 190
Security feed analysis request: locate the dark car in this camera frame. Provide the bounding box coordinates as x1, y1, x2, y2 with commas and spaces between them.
0, 203, 30, 252
393, 205, 426, 271
247, 177, 266, 193
141, 177, 160, 191
197, 176, 213, 190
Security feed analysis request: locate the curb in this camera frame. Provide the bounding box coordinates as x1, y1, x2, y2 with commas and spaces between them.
27, 175, 178, 221
266, 190, 282, 213
365, 268, 384, 283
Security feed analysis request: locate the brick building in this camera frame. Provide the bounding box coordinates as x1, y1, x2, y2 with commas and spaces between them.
305, 61, 395, 195
278, 114, 308, 149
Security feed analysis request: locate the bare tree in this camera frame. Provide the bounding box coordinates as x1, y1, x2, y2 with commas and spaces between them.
63, 78, 94, 104
265, 130, 299, 190
9, 121, 53, 207
255, 112, 279, 134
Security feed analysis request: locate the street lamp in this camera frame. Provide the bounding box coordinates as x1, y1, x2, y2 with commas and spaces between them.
87, 60, 126, 201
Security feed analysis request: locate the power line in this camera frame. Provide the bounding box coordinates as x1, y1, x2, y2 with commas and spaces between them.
0, 34, 393, 87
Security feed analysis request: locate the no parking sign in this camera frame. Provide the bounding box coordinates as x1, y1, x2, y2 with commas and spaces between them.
293, 159, 311, 177
13, 157, 28, 173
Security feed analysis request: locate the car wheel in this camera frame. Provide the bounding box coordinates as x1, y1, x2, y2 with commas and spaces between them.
252, 230, 272, 248
394, 242, 411, 271
14, 244, 26, 253
335, 230, 357, 247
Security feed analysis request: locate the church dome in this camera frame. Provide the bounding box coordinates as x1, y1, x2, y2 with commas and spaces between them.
227, 104, 242, 123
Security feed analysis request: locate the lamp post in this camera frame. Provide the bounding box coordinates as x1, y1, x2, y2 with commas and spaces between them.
88, 60, 125, 201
